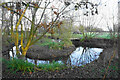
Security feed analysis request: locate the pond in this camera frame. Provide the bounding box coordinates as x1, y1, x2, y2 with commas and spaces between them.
9, 46, 103, 67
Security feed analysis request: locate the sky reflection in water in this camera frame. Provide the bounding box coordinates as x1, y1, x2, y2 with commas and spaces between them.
9, 46, 103, 67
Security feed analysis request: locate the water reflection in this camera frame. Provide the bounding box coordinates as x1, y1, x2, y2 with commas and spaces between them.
9, 45, 22, 58
67, 47, 103, 66
9, 46, 103, 67
26, 58, 64, 65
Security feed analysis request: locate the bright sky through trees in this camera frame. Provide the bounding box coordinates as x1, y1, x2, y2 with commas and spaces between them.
0, 0, 118, 31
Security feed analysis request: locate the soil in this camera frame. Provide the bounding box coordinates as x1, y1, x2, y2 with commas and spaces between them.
1, 37, 119, 79
2, 46, 119, 79
71, 38, 117, 48
26, 45, 76, 60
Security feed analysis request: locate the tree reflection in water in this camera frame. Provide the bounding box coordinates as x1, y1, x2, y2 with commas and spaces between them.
67, 47, 103, 67
9, 46, 103, 67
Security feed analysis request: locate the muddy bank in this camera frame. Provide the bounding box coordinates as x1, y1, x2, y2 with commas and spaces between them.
99, 46, 119, 65
26, 45, 76, 60
71, 38, 117, 48
2, 36, 119, 78
46, 35, 117, 48
2, 47, 119, 78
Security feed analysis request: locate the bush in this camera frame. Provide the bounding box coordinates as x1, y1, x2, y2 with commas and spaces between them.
54, 20, 73, 47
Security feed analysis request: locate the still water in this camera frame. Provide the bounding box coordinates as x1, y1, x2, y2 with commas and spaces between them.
9, 46, 103, 67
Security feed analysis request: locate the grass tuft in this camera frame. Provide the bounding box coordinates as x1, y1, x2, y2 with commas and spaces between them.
2, 58, 35, 74
37, 60, 67, 71
2, 58, 68, 73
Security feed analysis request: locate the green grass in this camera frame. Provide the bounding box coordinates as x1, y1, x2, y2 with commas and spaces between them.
2, 58, 35, 74
37, 60, 67, 71
38, 33, 118, 39
100, 62, 119, 74
35, 32, 118, 49
35, 37, 64, 49
37, 33, 59, 37
35, 38, 53, 46
71, 34, 83, 38
48, 42, 64, 49
95, 33, 118, 39
39, 41, 64, 49
35, 38, 52, 46
2, 58, 68, 73
72, 33, 118, 39
72, 32, 96, 39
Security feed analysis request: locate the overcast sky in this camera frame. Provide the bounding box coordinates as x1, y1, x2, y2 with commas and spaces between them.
0, 0, 119, 31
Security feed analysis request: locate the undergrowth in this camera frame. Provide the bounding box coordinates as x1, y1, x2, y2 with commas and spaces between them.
37, 60, 67, 71
35, 38, 64, 49
2, 58, 68, 74
48, 42, 64, 50
2, 58, 35, 74
101, 61, 119, 78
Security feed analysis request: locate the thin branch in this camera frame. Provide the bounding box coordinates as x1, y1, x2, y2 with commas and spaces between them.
30, 5, 69, 46
32, 1, 51, 38
102, 48, 116, 80
37, 1, 51, 25
3, 5, 38, 27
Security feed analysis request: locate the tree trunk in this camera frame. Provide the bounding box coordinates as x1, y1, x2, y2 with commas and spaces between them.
2, 5, 5, 30
118, 2, 120, 75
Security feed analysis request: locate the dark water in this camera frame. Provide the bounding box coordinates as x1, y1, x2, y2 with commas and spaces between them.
9, 46, 103, 67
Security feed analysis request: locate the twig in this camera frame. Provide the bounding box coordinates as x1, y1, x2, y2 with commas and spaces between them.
102, 47, 116, 80
34, 67, 42, 71
30, 5, 68, 46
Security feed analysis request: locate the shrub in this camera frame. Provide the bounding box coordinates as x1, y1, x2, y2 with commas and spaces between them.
55, 20, 73, 47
